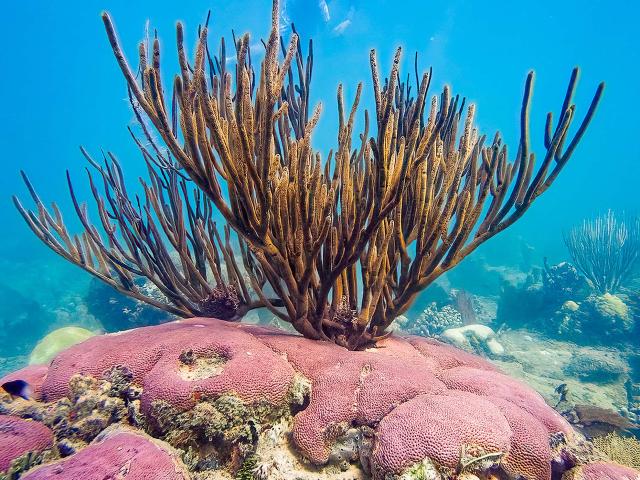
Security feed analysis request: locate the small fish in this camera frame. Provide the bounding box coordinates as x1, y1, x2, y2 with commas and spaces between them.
555, 383, 569, 396
554, 383, 569, 408
1, 379, 32, 400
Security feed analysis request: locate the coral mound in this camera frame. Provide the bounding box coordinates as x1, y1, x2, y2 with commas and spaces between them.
562, 461, 640, 480
0, 415, 53, 473
438, 366, 572, 436
371, 392, 512, 474
22, 426, 188, 480
1, 318, 594, 479
41, 318, 296, 414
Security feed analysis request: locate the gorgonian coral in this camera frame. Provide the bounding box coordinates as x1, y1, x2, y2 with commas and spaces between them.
15, 0, 604, 348
564, 210, 640, 294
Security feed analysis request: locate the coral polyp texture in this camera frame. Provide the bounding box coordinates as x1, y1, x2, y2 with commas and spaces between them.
3, 318, 638, 480
21, 426, 189, 480
0, 415, 53, 474
15, 0, 604, 349
39, 318, 295, 413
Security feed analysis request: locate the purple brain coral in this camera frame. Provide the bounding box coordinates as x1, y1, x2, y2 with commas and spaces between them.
0, 415, 53, 473
22, 426, 188, 480
1, 318, 637, 480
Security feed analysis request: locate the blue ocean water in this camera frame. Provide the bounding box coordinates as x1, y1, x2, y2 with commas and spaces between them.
0, 0, 638, 436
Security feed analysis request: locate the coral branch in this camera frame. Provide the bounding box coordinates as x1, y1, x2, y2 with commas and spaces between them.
564, 210, 640, 294
15, 0, 604, 348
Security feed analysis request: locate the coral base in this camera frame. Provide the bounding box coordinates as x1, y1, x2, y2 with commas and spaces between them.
1, 317, 638, 480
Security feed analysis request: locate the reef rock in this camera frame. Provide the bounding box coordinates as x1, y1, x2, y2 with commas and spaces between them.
496, 262, 588, 334
563, 351, 628, 384
1, 318, 635, 479
551, 293, 635, 344
492, 330, 634, 425
581, 293, 634, 336
497, 261, 638, 346
541, 262, 589, 299
441, 324, 505, 357
397, 302, 463, 337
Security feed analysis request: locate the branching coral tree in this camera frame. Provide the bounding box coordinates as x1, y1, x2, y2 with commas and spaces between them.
564, 210, 640, 294
16, 0, 604, 349
15, 146, 265, 319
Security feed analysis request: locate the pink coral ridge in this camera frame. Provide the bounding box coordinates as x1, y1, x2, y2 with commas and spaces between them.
0, 415, 53, 473
1, 364, 49, 401
371, 392, 512, 474
30, 318, 576, 479
22, 426, 189, 480
489, 396, 553, 480
563, 461, 640, 480
438, 366, 572, 436
245, 329, 449, 464
41, 318, 295, 416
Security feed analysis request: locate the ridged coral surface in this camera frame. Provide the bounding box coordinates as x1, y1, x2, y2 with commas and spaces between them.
489, 397, 552, 480
0, 415, 53, 473
41, 318, 296, 415
438, 366, 572, 436
5, 318, 607, 480
371, 392, 512, 474
22, 426, 188, 480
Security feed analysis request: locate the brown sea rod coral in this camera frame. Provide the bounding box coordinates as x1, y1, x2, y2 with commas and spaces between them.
15, 0, 604, 349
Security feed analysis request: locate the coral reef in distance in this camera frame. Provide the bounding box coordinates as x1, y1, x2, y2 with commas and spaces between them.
497, 258, 638, 345
2, 317, 638, 480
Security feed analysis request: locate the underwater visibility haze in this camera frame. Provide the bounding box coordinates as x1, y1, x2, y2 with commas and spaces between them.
0, 0, 639, 479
